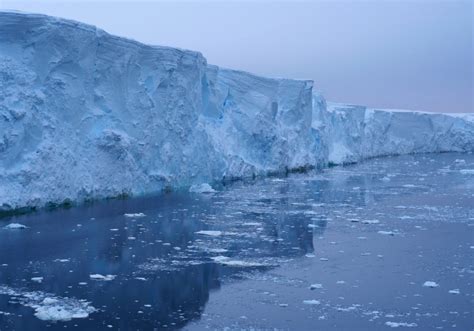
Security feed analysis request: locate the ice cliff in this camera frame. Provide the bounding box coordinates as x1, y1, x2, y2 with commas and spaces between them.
313, 102, 474, 164
1, 12, 473, 212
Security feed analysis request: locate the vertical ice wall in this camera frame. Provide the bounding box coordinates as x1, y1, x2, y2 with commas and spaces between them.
0, 12, 321, 210
0, 12, 473, 212
201, 66, 324, 180
313, 102, 474, 164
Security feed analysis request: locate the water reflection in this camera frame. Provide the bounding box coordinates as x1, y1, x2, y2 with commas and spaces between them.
1, 153, 470, 330
0, 177, 329, 330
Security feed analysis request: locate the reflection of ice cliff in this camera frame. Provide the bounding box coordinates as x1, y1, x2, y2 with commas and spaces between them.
1, 12, 473, 212
0, 180, 330, 329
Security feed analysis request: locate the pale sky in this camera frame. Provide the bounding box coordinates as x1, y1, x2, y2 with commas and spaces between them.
1, 0, 472, 113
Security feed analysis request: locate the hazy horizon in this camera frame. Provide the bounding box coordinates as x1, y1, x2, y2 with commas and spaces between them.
1, 0, 472, 113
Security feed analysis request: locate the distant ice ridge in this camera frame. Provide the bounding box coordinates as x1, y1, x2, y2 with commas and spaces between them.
313, 101, 474, 165
0, 11, 473, 212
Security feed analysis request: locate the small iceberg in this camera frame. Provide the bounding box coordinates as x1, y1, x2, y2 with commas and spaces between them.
309, 284, 323, 290
422, 281, 439, 288
211, 256, 266, 267
385, 321, 417, 328
3, 223, 28, 230
124, 212, 146, 218
195, 230, 222, 237
189, 183, 216, 193
89, 274, 116, 281
303, 300, 321, 305
378, 230, 396, 236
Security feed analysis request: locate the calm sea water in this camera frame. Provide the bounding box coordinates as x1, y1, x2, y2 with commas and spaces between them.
0, 153, 473, 330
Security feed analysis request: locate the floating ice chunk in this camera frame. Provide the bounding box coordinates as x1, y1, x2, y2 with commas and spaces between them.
41, 298, 58, 305
35, 302, 92, 321
310, 284, 323, 290
124, 212, 146, 218
89, 274, 116, 281
0, 285, 95, 321
3, 223, 27, 230
211, 256, 266, 267
195, 230, 222, 236
54, 259, 70, 263
448, 289, 460, 294
31, 277, 44, 283
336, 280, 346, 284
272, 178, 286, 182
460, 169, 474, 175
422, 281, 439, 288
362, 220, 380, 224
303, 300, 320, 305
385, 321, 417, 328
378, 231, 396, 236
279, 303, 288, 307
189, 183, 216, 193
135, 277, 147, 281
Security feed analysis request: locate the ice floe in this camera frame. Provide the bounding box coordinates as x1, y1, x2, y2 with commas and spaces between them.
303, 300, 321, 305
385, 321, 418, 328
195, 230, 223, 236
422, 281, 439, 288
3, 223, 27, 230
124, 212, 146, 218
211, 256, 267, 267
0, 285, 96, 321
89, 274, 116, 281
189, 183, 216, 193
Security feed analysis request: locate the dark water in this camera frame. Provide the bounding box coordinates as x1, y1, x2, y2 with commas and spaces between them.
0, 153, 473, 330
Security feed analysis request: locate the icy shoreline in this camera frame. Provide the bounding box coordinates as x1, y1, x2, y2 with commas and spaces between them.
0, 11, 473, 213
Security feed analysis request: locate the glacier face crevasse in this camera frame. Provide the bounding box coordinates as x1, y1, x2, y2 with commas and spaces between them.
0, 12, 473, 211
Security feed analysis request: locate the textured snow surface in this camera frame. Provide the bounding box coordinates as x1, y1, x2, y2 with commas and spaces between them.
0, 12, 473, 211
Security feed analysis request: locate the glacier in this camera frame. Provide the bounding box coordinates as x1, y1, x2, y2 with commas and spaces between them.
0, 11, 473, 213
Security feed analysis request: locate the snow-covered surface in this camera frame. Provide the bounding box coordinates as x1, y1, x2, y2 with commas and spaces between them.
0, 11, 473, 211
